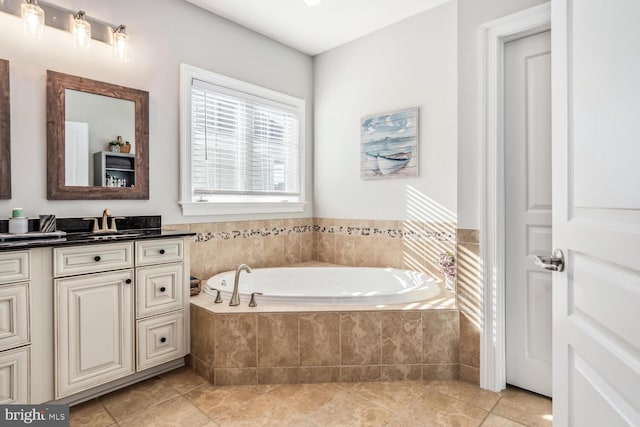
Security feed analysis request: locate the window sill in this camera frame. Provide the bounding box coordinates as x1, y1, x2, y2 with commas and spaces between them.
179, 201, 307, 216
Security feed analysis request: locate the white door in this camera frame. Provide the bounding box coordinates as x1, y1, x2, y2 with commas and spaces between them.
55, 270, 134, 399
552, 0, 640, 425
504, 30, 552, 397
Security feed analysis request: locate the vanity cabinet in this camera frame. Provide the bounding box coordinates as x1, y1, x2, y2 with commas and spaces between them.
54, 238, 188, 400
0, 251, 31, 404
55, 269, 134, 398
0, 347, 30, 404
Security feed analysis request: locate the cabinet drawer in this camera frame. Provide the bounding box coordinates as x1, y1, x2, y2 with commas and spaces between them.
0, 346, 30, 404
0, 282, 30, 351
135, 239, 183, 266
54, 242, 133, 277
136, 263, 184, 319
137, 311, 184, 371
0, 252, 29, 284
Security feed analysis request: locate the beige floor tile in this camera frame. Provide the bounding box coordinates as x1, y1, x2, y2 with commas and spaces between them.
160, 366, 209, 394
492, 387, 552, 427
336, 381, 360, 389
185, 383, 266, 418
402, 390, 488, 427
426, 380, 501, 411
385, 414, 428, 427
481, 413, 527, 426
75, 377, 549, 427
309, 392, 395, 427
266, 383, 345, 415
211, 393, 309, 427
349, 381, 430, 413
100, 377, 179, 422
118, 396, 210, 427
69, 398, 114, 427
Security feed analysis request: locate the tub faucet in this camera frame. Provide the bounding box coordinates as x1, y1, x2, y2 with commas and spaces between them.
230, 264, 252, 306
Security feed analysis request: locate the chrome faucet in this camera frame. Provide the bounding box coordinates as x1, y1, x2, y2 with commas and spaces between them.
229, 264, 252, 306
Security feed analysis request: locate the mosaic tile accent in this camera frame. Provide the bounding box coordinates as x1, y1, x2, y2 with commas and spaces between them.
313, 225, 453, 241
194, 225, 312, 243
193, 221, 454, 243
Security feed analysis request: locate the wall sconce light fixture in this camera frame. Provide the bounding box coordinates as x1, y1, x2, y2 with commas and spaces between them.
72, 10, 91, 50
2, 0, 131, 61
21, 0, 45, 39
112, 25, 130, 62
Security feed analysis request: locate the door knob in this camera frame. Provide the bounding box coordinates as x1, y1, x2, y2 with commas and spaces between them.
533, 249, 565, 272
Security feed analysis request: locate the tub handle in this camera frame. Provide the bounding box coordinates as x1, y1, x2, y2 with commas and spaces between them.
210, 288, 223, 304
249, 292, 263, 308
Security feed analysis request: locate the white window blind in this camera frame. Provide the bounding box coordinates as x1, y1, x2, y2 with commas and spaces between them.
190, 78, 301, 202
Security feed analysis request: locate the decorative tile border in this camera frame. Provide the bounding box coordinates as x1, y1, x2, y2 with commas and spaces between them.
193, 220, 455, 243
195, 225, 313, 242
313, 225, 454, 241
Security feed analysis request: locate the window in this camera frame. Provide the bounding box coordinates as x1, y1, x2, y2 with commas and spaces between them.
180, 64, 306, 216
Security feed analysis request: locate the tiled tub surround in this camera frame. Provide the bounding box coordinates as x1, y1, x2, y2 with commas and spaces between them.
162, 218, 463, 386
189, 303, 460, 386
164, 217, 456, 282
456, 228, 482, 384
164, 219, 315, 282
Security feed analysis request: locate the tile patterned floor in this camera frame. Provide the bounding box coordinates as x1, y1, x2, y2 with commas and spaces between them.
69, 368, 552, 427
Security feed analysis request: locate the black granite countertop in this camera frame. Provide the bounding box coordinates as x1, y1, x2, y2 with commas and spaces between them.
0, 215, 194, 251
0, 230, 194, 252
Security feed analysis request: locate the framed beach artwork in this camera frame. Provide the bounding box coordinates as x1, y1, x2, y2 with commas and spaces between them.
360, 107, 419, 180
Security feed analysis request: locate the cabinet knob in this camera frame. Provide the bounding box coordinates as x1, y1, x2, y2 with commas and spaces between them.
94, 256, 101, 262
160, 337, 167, 343
125, 279, 132, 284
160, 286, 166, 292
159, 249, 166, 255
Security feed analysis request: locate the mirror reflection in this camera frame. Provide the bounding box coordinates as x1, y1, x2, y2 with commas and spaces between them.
64, 89, 136, 188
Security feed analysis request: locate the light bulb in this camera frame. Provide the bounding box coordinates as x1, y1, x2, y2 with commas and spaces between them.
112, 25, 130, 62
21, 0, 45, 39
73, 11, 91, 50
304, 0, 323, 5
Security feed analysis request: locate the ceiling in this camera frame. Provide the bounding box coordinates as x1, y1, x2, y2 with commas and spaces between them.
185, 0, 451, 56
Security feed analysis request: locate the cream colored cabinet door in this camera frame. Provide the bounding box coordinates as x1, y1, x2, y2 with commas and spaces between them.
0, 346, 30, 404
55, 270, 134, 399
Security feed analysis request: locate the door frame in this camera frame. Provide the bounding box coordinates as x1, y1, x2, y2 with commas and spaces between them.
480, 3, 551, 392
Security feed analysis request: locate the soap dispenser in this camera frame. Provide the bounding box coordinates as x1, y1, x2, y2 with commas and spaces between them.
8, 208, 28, 234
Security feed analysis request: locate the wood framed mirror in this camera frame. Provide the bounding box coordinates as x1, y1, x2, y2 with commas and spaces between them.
0, 59, 10, 199
47, 70, 149, 199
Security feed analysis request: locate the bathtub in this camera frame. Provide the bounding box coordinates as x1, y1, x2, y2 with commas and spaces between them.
204, 267, 441, 305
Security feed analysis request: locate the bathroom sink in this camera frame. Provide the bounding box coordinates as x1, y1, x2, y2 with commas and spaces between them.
86, 233, 143, 241
66, 231, 146, 242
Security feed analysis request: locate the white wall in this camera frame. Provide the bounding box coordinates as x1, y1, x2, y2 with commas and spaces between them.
456, 0, 547, 229
313, 1, 457, 222
0, 0, 313, 224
